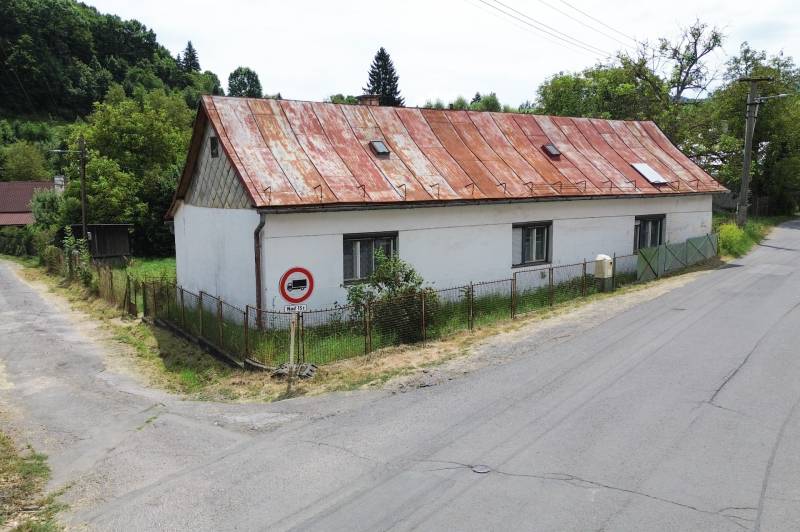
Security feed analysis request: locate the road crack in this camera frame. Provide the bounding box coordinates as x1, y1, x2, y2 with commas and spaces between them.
709, 300, 800, 406
420, 460, 755, 528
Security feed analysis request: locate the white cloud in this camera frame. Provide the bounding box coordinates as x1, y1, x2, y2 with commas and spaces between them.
85, 0, 798, 106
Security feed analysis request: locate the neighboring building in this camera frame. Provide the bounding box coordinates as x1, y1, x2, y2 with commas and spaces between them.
0, 181, 54, 227
168, 95, 726, 311
69, 224, 133, 260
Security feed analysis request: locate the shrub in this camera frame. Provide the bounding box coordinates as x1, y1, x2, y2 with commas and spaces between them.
0, 226, 34, 256
346, 250, 439, 343
62, 226, 93, 287
718, 223, 749, 257
718, 221, 770, 257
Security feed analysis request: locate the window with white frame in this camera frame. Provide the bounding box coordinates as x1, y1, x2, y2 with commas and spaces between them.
343, 233, 398, 282
512, 222, 551, 266
634, 215, 665, 252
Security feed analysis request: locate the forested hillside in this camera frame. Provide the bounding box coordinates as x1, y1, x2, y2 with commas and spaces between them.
0, 0, 224, 255
0, 0, 222, 117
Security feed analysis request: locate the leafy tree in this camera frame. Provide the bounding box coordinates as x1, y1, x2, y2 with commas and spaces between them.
227, 67, 262, 97
423, 99, 445, 109
470, 92, 502, 112
181, 41, 200, 72
31, 189, 65, 228
328, 94, 358, 104
363, 47, 404, 106
451, 96, 469, 110
470, 92, 482, 105
1, 141, 50, 181
182, 71, 224, 108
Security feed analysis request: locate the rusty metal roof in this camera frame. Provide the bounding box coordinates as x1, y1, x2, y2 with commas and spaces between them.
172, 95, 725, 212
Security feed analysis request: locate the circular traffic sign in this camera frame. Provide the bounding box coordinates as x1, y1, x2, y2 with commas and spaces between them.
279, 267, 314, 304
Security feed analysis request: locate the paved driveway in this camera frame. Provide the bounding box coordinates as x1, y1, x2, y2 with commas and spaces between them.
1, 221, 800, 531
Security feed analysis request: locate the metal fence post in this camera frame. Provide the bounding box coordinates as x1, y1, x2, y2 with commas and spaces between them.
217, 299, 224, 349
153, 280, 160, 317
468, 282, 474, 331
180, 287, 186, 329
581, 260, 587, 297
548, 267, 554, 306
612, 253, 617, 290
199, 291, 205, 337
421, 292, 427, 346
299, 312, 305, 364
142, 282, 148, 317
108, 268, 114, 303
511, 274, 517, 319
364, 302, 372, 354
244, 305, 250, 359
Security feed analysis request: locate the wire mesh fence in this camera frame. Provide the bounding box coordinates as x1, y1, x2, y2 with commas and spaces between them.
137, 234, 719, 369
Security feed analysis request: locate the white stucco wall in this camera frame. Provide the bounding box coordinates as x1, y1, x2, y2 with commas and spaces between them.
173, 202, 260, 308
259, 195, 712, 310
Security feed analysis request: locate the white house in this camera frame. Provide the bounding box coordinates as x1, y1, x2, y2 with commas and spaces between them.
168, 95, 725, 312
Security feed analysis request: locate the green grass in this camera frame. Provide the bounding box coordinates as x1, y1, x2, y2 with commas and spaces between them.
0, 433, 63, 531
125, 257, 176, 281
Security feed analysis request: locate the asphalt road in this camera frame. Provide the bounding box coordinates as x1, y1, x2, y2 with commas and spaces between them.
2, 221, 800, 531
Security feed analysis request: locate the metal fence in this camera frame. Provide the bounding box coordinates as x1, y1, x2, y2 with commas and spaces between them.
138, 233, 719, 369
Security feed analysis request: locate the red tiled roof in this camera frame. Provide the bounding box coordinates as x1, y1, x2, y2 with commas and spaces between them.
0, 181, 53, 225
172, 96, 725, 212
0, 212, 35, 226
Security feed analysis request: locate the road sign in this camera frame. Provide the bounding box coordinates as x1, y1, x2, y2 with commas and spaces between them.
283, 304, 307, 312
279, 267, 314, 304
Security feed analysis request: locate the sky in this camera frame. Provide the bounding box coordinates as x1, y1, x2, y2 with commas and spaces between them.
84, 0, 798, 107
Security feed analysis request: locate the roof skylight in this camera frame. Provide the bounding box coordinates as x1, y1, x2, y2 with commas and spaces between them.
631, 162, 668, 185
542, 143, 561, 157
369, 140, 390, 156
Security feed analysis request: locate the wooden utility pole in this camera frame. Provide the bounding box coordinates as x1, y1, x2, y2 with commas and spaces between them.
736, 78, 767, 226
735, 78, 791, 226
79, 135, 88, 241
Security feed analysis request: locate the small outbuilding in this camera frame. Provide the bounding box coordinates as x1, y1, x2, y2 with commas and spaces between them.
168, 95, 726, 312
69, 224, 133, 260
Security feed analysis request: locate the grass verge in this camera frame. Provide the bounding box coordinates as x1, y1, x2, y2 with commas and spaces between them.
1, 254, 719, 403
713, 215, 793, 257
0, 432, 63, 531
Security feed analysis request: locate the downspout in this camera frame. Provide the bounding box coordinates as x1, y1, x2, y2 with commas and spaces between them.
253, 212, 267, 312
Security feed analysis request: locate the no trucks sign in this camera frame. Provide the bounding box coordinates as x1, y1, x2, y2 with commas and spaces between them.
279, 267, 314, 304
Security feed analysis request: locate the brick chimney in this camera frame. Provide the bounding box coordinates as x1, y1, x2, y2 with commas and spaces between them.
356, 94, 380, 106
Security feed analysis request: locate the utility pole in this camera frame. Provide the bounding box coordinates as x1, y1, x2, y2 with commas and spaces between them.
735, 78, 792, 225
51, 137, 89, 241
78, 135, 88, 242
736, 78, 769, 226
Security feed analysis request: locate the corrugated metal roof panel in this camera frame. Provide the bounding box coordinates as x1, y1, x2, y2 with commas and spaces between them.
172, 96, 726, 210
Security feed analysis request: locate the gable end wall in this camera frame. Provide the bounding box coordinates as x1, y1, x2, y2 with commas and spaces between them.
185, 124, 251, 209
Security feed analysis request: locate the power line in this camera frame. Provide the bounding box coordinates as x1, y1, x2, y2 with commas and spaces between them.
486, 0, 612, 56
558, 0, 640, 45
532, 0, 634, 50
462, 0, 602, 59
476, 0, 612, 57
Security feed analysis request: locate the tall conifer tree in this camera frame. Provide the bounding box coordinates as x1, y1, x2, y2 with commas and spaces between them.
182, 41, 200, 72
363, 47, 404, 107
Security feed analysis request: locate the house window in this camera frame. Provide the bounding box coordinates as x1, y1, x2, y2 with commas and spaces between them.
512, 222, 551, 266
634, 215, 665, 252
343, 233, 398, 282
209, 136, 219, 158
